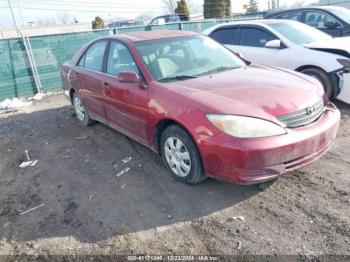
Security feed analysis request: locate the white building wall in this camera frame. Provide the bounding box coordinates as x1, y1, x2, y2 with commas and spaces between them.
319, 0, 350, 8
0, 23, 93, 39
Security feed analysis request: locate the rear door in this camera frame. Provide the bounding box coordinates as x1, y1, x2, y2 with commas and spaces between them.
236, 26, 290, 68
76, 40, 108, 120
102, 40, 150, 145
209, 26, 240, 53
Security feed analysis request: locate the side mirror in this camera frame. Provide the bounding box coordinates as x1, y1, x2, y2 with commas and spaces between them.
265, 39, 282, 49
324, 21, 339, 28
118, 71, 142, 83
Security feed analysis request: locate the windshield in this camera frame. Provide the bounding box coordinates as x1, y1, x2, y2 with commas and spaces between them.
329, 7, 350, 24
135, 35, 245, 82
269, 21, 333, 45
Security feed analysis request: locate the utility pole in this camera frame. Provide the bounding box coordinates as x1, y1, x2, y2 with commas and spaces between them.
13, 0, 43, 94
269, 0, 280, 11
7, 0, 20, 37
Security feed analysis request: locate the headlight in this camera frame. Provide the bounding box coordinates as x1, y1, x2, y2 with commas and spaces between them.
207, 114, 286, 138
337, 59, 350, 71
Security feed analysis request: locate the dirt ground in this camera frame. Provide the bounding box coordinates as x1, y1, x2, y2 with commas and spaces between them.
0, 94, 349, 258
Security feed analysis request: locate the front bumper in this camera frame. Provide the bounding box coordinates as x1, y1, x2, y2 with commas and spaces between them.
337, 72, 350, 104
200, 103, 340, 185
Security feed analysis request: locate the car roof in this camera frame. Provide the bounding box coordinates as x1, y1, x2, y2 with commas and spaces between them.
210, 19, 297, 27
265, 5, 345, 16
114, 30, 199, 42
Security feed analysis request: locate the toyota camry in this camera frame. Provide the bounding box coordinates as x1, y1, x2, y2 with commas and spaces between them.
61, 30, 340, 185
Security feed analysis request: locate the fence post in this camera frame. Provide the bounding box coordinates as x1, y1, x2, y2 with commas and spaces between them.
15, 0, 42, 94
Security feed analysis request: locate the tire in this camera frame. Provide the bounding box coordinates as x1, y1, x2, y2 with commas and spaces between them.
160, 125, 206, 185
72, 92, 94, 126
301, 67, 334, 99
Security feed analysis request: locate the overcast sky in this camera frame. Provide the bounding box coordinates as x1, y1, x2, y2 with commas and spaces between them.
0, 0, 318, 29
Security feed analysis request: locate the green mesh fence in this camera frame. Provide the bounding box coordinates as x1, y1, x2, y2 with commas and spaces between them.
0, 39, 36, 99
0, 17, 262, 101
0, 29, 110, 100
30, 30, 111, 94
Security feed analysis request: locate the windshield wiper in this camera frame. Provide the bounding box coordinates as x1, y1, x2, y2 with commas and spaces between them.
198, 66, 240, 76
158, 75, 198, 82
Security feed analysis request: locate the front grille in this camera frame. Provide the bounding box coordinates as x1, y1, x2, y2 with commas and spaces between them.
277, 99, 324, 128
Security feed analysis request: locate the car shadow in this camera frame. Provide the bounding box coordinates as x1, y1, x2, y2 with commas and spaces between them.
0, 105, 260, 244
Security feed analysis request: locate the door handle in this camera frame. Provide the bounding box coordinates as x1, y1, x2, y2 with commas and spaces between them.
103, 82, 112, 97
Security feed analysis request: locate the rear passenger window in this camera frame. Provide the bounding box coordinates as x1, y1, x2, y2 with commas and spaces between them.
277, 12, 302, 21
210, 28, 237, 45
84, 41, 107, 72
240, 28, 277, 47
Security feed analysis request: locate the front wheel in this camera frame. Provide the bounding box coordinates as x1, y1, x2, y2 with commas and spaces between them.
73, 92, 94, 126
301, 67, 334, 99
160, 125, 206, 185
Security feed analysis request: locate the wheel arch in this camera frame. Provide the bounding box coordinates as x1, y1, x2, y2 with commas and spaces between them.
69, 88, 76, 104
295, 64, 327, 73
295, 65, 340, 98
154, 119, 199, 155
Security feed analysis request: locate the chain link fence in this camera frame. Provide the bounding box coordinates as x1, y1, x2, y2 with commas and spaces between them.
0, 13, 265, 101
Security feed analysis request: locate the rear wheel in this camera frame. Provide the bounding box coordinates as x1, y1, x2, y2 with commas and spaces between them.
160, 125, 206, 185
73, 93, 94, 126
301, 67, 334, 98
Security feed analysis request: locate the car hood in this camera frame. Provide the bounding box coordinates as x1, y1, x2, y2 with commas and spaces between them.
303, 37, 350, 58
165, 65, 323, 123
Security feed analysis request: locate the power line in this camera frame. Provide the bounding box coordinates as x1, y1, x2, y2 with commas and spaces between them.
0, 6, 163, 13
0, 0, 163, 7
0, 0, 164, 13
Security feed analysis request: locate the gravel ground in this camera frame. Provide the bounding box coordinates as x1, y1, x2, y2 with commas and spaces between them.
0, 94, 349, 258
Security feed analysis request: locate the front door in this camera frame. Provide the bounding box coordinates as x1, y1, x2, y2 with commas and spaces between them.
303, 11, 342, 37
233, 26, 290, 68
102, 41, 150, 145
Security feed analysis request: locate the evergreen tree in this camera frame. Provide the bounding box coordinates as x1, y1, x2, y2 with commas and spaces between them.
92, 16, 104, 29
175, 0, 190, 19
204, 0, 231, 19
225, 0, 231, 17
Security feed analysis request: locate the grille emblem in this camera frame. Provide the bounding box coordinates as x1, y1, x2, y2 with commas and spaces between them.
306, 106, 316, 115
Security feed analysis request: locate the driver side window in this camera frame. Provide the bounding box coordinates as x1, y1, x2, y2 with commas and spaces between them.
106, 41, 139, 76
305, 11, 339, 28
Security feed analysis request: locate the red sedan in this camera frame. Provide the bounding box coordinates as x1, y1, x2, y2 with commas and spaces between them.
61, 30, 340, 185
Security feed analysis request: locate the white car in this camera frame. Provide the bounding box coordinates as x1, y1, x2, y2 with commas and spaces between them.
203, 19, 350, 103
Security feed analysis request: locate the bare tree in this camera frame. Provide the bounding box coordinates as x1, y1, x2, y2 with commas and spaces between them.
291, 0, 305, 7
187, 0, 203, 14
135, 11, 155, 22
36, 18, 57, 26
162, 0, 177, 13
56, 12, 73, 25
282, 0, 317, 8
